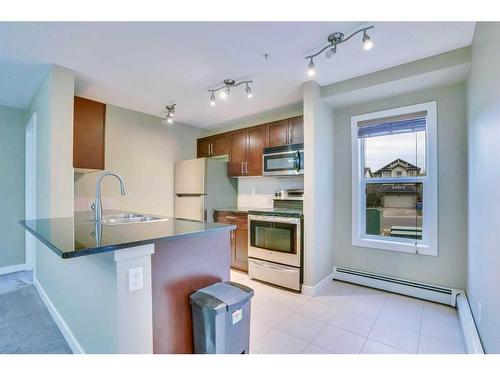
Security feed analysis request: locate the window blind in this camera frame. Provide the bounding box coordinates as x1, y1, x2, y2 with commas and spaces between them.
358, 111, 427, 139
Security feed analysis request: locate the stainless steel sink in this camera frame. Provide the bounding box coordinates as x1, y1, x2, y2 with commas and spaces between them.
97, 213, 168, 225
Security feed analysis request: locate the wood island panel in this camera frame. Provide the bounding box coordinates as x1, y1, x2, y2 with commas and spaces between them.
151, 230, 231, 354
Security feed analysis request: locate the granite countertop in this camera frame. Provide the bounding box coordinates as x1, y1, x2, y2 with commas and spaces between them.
20, 210, 235, 259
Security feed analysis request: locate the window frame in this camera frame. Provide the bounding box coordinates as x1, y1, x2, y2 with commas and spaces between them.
351, 101, 438, 256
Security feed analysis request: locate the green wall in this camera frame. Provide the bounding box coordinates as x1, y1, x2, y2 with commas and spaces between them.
0, 105, 26, 269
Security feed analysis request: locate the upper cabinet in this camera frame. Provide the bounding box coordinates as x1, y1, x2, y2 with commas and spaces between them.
266, 119, 290, 147
73, 96, 106, 171
266, 115, 303, 147
197, 133, 229, 158
228, 125, 265, 177
197, 114, 303, 177
288, 115, 304, 145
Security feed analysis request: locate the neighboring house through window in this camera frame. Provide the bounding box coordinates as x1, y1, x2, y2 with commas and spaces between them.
351, 102, 438, 255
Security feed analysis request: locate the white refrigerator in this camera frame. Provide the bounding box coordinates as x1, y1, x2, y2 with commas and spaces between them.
174, 158, 237, 222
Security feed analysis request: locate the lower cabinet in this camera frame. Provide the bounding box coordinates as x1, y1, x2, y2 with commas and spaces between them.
214, 211, 248, 272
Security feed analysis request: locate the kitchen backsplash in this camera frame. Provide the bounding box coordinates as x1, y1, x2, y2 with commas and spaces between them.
237, 176, 304, 208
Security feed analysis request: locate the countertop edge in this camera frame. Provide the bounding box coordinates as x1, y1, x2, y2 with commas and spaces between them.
20, 219, 236, 259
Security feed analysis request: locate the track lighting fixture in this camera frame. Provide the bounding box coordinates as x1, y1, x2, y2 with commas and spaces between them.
161, 104, 176, 125
305, 25, 374, 76
208, 78, 254, 106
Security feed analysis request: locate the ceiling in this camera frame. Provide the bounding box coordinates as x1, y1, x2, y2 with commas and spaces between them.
0, 22, 475, 128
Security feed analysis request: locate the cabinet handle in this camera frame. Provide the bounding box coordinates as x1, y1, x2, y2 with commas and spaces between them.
283, 131, 287, 144
289, 128, 293, 143
226, 216, 237, 220
241, 161, 244, 174
245, 161, 248, 175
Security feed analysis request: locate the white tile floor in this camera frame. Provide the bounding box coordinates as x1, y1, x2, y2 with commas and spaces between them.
230, 270, 466, 354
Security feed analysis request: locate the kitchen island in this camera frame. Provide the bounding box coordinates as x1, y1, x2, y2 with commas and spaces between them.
20, 211, 235, 354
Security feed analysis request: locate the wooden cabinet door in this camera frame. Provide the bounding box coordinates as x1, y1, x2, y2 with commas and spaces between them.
233, 228, 248, 272
214, 212, 248, 272
73, 96, 106, 170
289, 115, 304, 144
246, 125, 266, 176
197, 137, 211, 158
228, 129, 247, 176
211, 133, 229, 156
266, 119, 289, 147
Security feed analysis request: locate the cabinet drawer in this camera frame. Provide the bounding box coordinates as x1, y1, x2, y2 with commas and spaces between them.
214, 212, 248, 229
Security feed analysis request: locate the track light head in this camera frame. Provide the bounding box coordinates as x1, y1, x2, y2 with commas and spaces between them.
362, 31, 373, 50
307, 58, 315, 77
246, 84, 253, 98
162, 104, 176, 125
209, 92, 216, 106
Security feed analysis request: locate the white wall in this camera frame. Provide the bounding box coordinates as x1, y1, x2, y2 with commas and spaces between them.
27, 65, 75, 219
74, 105, 204, 216
302, 80, 335, 290
466, 22, 500, 353
333, 82, 468, 289
0, 105, 26, 269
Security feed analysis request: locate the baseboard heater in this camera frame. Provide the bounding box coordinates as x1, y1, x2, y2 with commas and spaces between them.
333, 266, 484, 354
333, 266, 459, 306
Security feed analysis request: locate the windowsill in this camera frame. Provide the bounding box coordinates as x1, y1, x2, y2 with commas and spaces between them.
352, 237, 437, 256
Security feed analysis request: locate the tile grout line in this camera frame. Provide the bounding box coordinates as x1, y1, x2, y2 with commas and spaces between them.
416, 301, 425, 353
360, 292, 390, 353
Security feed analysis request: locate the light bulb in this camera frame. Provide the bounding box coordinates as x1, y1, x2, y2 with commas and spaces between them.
307, 58, 315, 77
362, 31, 373, 50
209, 92, 216, 106
219, 90, 227, 99
167, 117, 173, 124
246, 84, 253, 98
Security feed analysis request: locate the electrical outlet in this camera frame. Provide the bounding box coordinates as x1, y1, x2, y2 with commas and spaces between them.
128, 267, 143, 292
478, 302, 482, 325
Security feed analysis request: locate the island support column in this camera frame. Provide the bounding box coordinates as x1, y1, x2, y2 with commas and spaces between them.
114, 244, 155, 353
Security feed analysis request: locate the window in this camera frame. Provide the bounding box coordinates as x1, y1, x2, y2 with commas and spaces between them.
351, 102, 437, 255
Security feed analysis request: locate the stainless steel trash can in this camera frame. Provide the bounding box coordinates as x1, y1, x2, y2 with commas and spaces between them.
190, 281, 254, 354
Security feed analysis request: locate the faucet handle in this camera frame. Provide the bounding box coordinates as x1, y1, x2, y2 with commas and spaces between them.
91, 202, 96, 212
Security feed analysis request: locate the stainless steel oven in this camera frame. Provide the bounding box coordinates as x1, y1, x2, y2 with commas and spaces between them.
248, 212, 302, 291
262, 143, 304, 176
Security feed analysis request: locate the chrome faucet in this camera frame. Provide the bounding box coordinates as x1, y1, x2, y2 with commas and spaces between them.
91, 172, 127, 222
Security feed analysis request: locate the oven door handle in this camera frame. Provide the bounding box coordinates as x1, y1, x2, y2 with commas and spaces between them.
248, 215, 301, 224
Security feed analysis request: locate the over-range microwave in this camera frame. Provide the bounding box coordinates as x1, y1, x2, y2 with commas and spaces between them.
262, 143, 304, 176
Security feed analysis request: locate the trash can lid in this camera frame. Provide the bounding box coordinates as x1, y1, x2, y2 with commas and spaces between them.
191, 281, 254, 310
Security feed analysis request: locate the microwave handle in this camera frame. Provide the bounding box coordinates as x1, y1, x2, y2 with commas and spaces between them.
295, 151, 301, 172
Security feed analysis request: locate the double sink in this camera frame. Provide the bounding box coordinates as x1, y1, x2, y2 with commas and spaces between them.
98, 213, 168, 226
